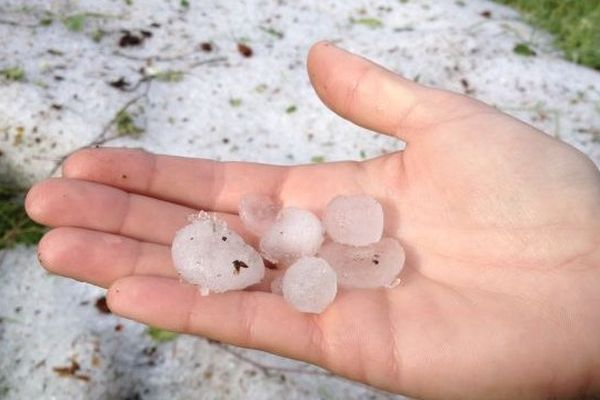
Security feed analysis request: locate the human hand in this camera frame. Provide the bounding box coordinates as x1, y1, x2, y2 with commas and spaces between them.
26, 42, 600, 399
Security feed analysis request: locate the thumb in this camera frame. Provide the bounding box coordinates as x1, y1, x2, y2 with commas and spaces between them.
307, 41, 482, 142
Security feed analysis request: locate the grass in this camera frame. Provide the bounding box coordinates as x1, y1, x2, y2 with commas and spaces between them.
115, 110, 143, 137
152, 70, 184, 82
496, 0, 600, 69
146, 326, 178, 342
0, 179, 45, 249
62, 13, 87, 32
0, 67, 25, 82
229, 98, 242, 107
350, 17, 384, 29
259, 26, 284, 39
513, 42, 536, 56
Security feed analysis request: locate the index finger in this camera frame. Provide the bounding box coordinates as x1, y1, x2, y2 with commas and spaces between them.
63, 148, 367, 214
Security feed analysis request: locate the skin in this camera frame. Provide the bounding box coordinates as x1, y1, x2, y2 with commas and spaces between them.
25, 42, 600, 399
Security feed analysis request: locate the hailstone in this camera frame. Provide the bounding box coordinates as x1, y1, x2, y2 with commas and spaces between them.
318, 238, 405, 289
323, 195, 384, 246
171, 212, 265, 295
259, 207, 324, 263
282, 256, 337, 313
170, 190, 403, 305
238, 193, 281, 236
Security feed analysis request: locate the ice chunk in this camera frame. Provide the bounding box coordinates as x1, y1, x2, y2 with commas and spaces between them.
259, 207, 324, 263
318, 238, 405, 289
171, 212, 265, 294
323, 195, 384, 246
282, 257, 337, 313
239, 193, 281, 236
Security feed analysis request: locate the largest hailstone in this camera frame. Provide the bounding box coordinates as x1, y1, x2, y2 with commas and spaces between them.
171, 212, 265, 295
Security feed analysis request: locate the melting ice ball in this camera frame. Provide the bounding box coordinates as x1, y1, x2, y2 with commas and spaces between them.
239, 193, 281, 236
260, 207, 324, 263
323, 195, 384, 246
171, 212, 265, 295
282, 257, 337, 313
318, 238, 405, 289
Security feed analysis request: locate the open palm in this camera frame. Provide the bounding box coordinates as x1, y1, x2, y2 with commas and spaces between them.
26, 42, 600, 399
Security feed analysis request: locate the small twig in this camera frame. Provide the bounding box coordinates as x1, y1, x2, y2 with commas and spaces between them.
114, 49, 227, 65
45, 54, 224, 178
187, 56, 228, 68
66, 12, 120, 20
0, 19, 39, 28
47, 79, 152, 177
113, 50, 195, 62
94, 79, 151, 145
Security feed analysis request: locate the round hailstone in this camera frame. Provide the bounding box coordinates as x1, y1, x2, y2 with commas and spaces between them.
282, 257, 337, 313
323, 195, 384, 246
318, 238, 405, 289
259, 207, 324, 264
171, 212, 265, 295
239, 193, 281, 236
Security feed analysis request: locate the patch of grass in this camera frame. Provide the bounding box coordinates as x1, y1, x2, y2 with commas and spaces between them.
61, 12, 116, 34
285, 105, 297, 114
496, 0, 600, 69
254, 83, 268, 93
513, 42, 536, 56
39, 16, 53, 26
91, 29, 106, 43
0, 67, 25, 82
153, 70, 184, 82
350, 17, 384, 29
229, 98, 242, 107
62, 14, 86, 32
310, 155, 325, 163
259, 26, 284, 39
146, 326, 178, 342
115, 110, 143, 137
0, 179, 45, 249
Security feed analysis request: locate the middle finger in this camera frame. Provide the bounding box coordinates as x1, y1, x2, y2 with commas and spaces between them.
26, 178, 253, 246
